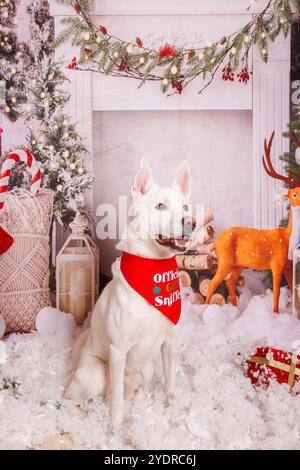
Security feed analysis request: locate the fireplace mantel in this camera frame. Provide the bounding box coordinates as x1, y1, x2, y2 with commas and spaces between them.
50, 0, 291, 230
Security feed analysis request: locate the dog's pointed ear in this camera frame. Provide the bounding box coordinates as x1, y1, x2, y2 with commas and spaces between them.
172, 160, 191, 197
132, 158, 153, 197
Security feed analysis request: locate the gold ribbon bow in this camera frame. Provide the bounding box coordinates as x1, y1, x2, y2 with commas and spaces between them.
248, 352, 300, 390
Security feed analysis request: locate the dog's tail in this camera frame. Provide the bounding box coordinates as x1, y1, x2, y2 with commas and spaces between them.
71, 328, 90, 369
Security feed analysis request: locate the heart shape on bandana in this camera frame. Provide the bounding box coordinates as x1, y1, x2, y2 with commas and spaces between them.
153, 285, 161, 294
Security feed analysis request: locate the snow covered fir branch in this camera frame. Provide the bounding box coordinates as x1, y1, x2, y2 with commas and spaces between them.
0, 0, 31, 121
56, 0, 300, 95
4, 0, 94, 227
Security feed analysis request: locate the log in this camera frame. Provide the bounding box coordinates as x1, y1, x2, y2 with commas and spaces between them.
192, 292, 205, 305
204, 209, 214, 226
205, 225, 214, 241
196, 208, 214, 228
178, 270, 192, 288
179, 269, 199, 291
196, 243, 216, 257
188, 225, 214, 250
176, 254, 213, 270
210, 293, 226, 306
198, 271, 235, 301
198, 276, 212, 297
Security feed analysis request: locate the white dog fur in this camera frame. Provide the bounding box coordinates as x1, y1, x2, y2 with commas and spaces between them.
65, 159, 194, 429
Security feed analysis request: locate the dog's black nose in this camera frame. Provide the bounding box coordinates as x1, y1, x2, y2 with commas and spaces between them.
182, 217, 196, 235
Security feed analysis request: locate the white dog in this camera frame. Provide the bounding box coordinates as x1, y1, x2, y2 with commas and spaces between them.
65, 159, 195, 429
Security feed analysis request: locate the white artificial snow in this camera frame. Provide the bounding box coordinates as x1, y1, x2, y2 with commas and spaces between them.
0, 342, 6, 365
0, 315, 5, 339
1, 270, 300, 449
35, 307, 76, 348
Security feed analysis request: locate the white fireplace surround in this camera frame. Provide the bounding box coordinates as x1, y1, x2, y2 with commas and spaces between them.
51, 0, 291, 233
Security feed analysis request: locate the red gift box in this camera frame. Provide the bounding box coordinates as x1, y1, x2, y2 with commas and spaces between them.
246, 347, 300, 390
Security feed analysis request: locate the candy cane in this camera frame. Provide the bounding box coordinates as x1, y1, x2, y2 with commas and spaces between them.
0, 148, 41, 212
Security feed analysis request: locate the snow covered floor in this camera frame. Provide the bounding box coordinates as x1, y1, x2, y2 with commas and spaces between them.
2, 272, 300, 450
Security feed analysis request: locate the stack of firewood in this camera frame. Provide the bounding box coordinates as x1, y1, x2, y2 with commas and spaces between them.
177, 209, 245, 305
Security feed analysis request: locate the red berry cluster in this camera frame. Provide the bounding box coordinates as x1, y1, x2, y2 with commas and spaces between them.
119, 60, 129, 72
237, 68, 252, 84
222, 65, 234, 81
99, 25, 107, 35
171, 80, 183, 95
136, 37, 143, 48
222, 65, 252, 84
68, 56, 77, 70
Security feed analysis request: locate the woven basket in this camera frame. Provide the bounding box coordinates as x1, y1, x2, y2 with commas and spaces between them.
0, 188, 53, 333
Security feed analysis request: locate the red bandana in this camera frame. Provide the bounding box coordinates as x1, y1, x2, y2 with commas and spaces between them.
120, 252, 181, 325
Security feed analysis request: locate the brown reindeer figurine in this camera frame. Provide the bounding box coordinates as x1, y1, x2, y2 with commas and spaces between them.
205, 131, 300, 313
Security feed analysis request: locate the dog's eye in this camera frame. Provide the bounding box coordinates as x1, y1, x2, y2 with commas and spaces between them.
155, 202, 167, 210
183, 204, 189, 212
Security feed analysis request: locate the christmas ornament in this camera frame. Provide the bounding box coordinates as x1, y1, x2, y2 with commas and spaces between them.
246, 347, 300, 390
56, 212, 100, 325
120, 252, 181, 325
206, 131, 300, 313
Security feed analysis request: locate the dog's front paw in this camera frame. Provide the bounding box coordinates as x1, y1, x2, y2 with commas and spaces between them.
165, 389, 175, 406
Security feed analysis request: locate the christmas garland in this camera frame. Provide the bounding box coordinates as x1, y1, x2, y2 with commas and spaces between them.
56, 0, 300, 95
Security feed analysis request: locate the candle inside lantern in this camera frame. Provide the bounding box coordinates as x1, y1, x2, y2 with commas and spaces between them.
56, 213, 99, 325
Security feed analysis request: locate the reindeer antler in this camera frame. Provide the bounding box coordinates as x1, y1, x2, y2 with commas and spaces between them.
291, 130, 300, 148
262, 131, 300, 189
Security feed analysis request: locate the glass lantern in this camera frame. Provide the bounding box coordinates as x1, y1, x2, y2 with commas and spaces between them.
56, 212, 99, 325
293, 244, 300, 320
